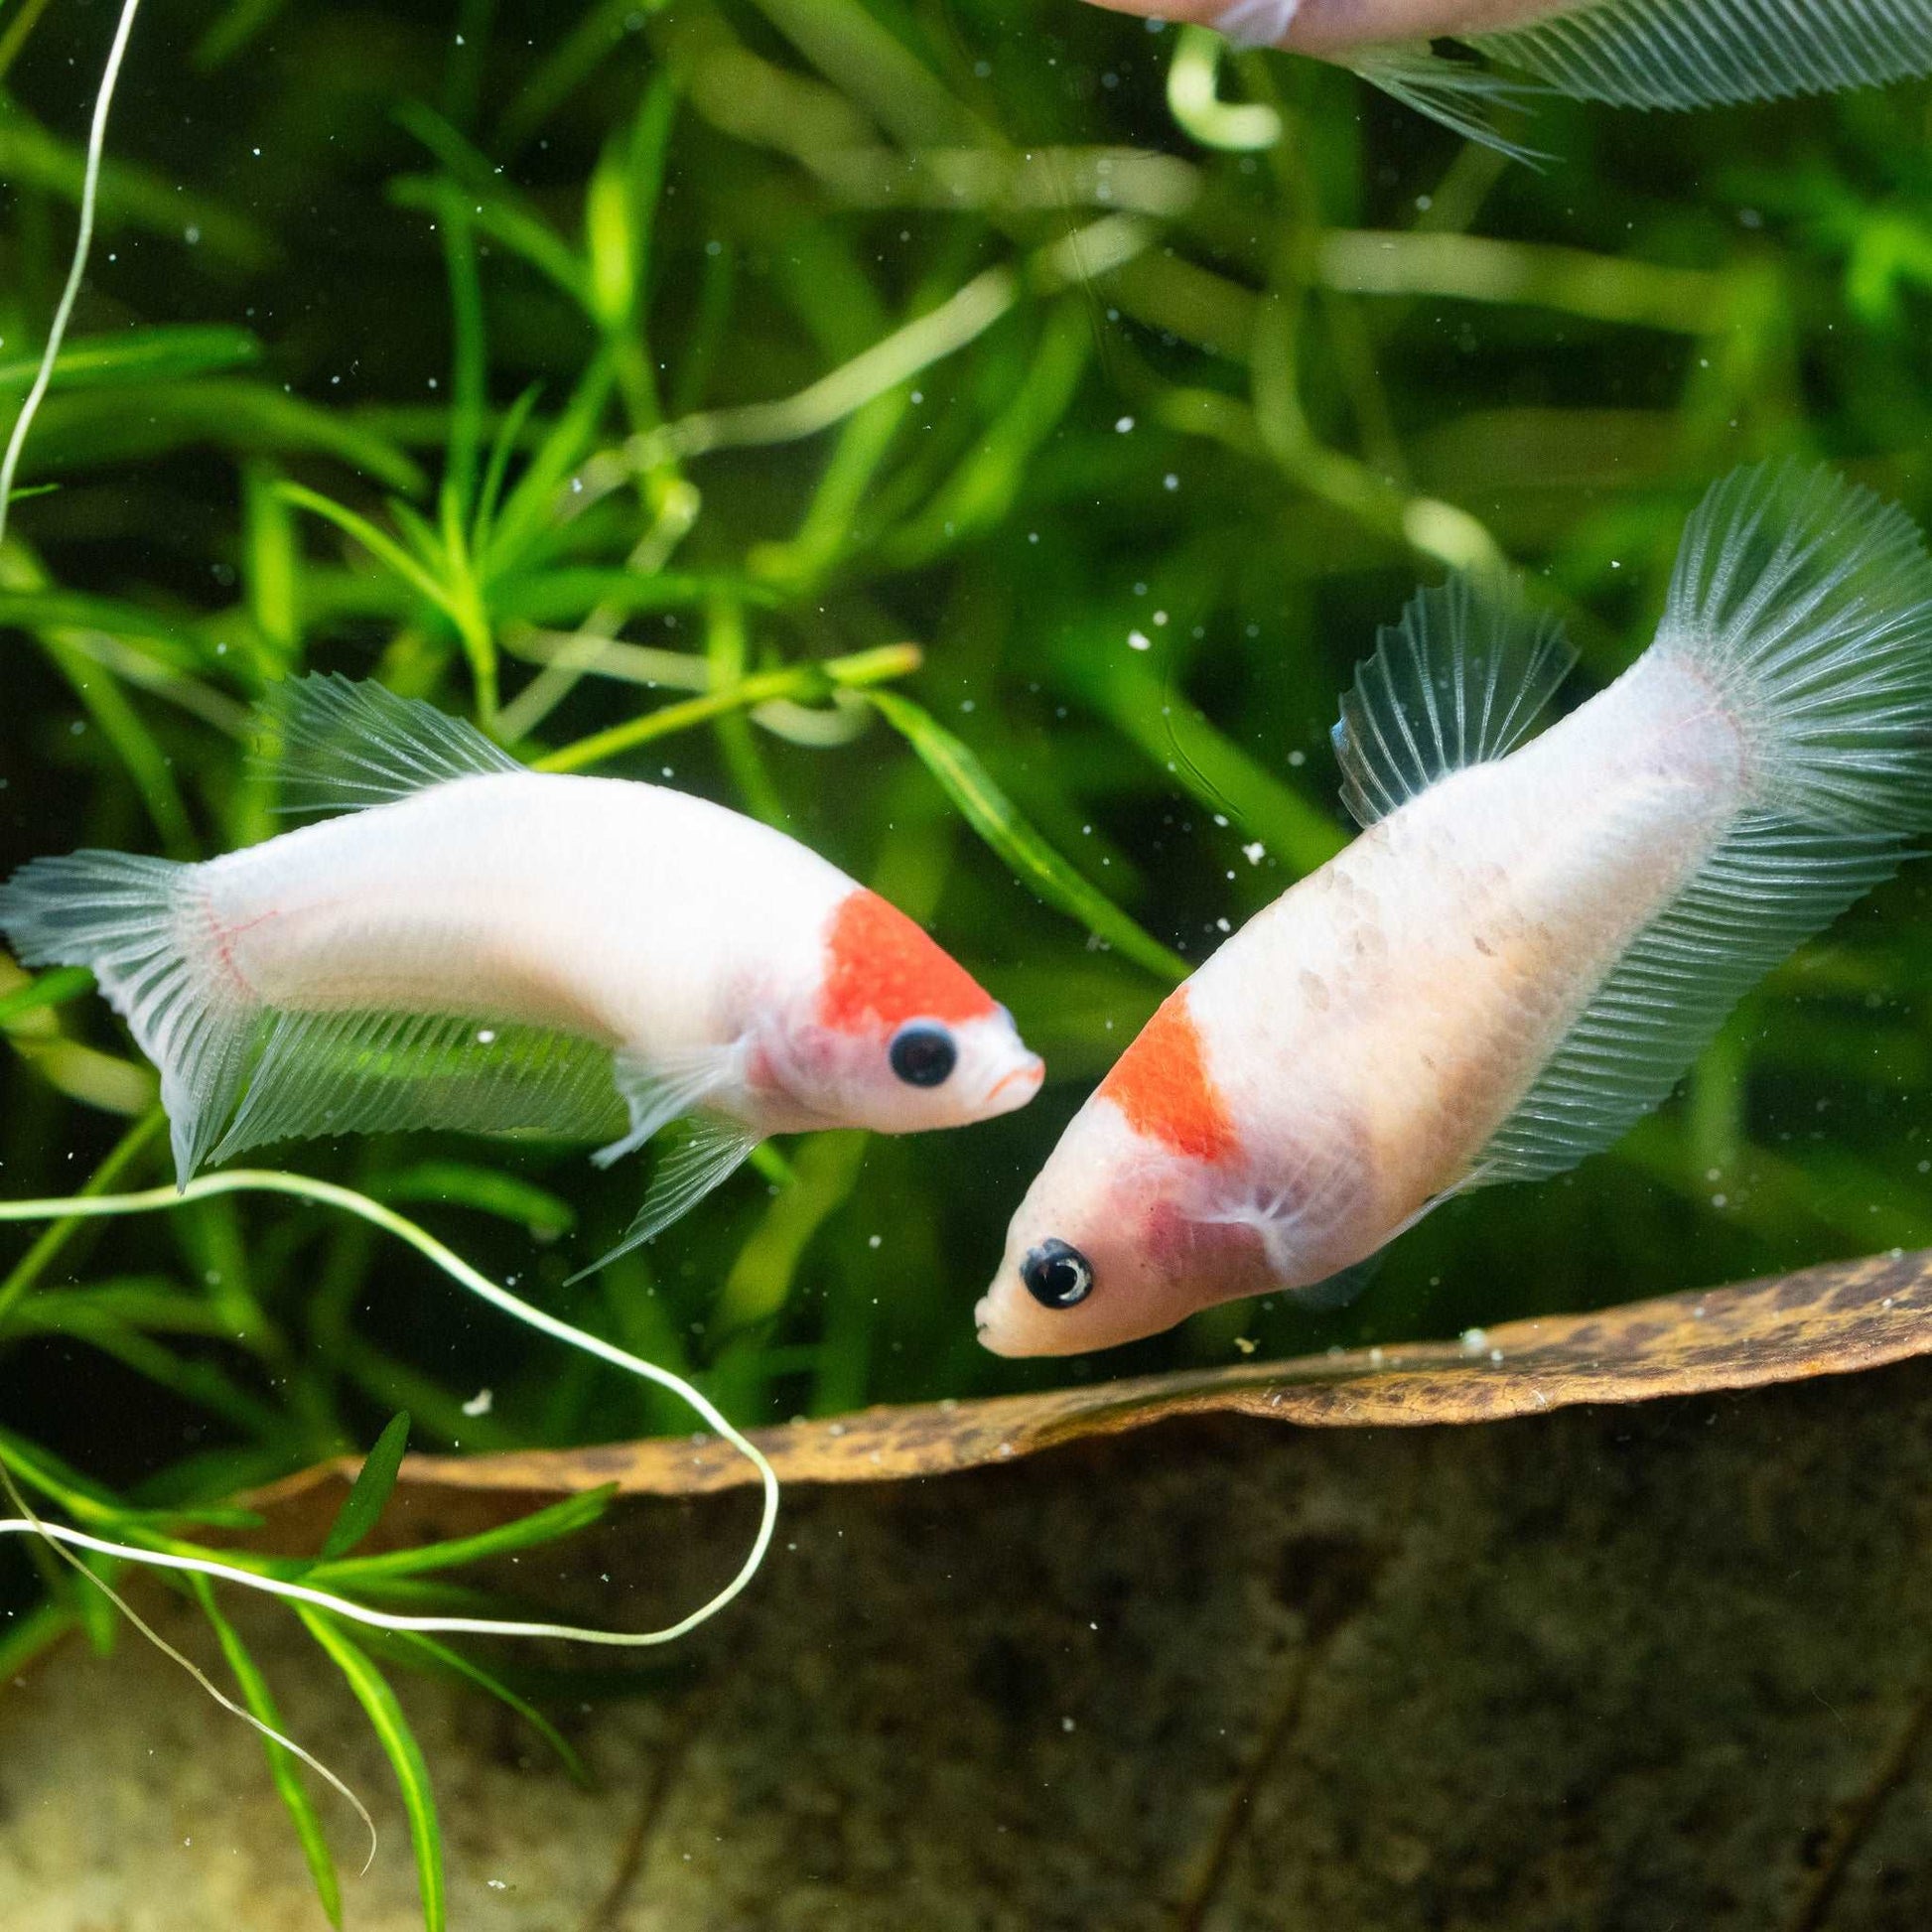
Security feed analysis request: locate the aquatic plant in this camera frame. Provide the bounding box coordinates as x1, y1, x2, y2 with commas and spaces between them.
3, 0, 1932, 1922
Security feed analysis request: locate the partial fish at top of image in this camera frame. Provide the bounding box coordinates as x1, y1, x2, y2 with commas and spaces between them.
1080, 0, 1932, 156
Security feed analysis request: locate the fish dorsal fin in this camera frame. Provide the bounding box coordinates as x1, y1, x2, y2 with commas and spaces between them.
1331, 578, 1576, 830
1473, 0, 1932, 112
255, 674, 521, 814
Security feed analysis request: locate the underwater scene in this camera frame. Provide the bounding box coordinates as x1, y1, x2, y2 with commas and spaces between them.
6, 0, 1932, 1925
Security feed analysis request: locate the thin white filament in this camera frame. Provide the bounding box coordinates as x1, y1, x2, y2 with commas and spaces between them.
0, 1462, 379, 1870
0, 0, 145, 551
0, 1171, 780, 1646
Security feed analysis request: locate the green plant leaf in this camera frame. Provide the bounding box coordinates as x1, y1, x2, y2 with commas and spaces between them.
369, 1163, 576, 1237
315, 1484, 618, 1585
299, 1610, 446, 1932
0, 966, 94, 1028
866, 691, 1188, 984
318, 1412, 411, 1564
194, 1578, 344, 1928
0, 324, 260, 393
376, 1629, 591, 1785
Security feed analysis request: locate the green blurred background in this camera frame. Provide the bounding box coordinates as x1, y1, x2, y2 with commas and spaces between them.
3, 0, 1931, 1668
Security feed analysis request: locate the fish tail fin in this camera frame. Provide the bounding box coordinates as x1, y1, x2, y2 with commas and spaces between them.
0, 852, 257, 1183
1648, 461, 1932, 835
1473, 462, 1932, 1190
1342, 44, 1550, 163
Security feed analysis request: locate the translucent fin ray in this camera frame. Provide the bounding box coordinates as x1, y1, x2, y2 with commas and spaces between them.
594, 1046, 740, 1171
1469, 460, 1932, 1187
0, 852, 255, 1183
1474, 0, 1932, 111
255, 673, 521, 815
1343, 45, 1552, 161
210, 1009, 624, 1165
1650, 461, 1932, 833
571, 1116, 760, 1280
1472, 818, 1905, 1186
1331, 577, 1576, 829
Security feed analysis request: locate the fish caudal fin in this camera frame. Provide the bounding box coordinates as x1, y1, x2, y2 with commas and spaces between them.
1472, 0, 1932, 112
0, 852, 256, 1183
1333, 573, 1576, 828
1652, 462, 1932, 835
1473, 462, 1932, 1190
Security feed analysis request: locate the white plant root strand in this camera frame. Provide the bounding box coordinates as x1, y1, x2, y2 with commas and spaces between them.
0, 1171, 781, 1647
0, 0, 145, 551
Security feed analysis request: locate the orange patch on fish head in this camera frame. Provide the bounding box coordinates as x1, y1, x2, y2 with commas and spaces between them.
817, 888, 998, 1035
1096, 987, 1238, 1166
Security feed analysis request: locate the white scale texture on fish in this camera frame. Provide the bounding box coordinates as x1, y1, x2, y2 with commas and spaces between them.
980, 463, 1932, 1355
0, 678, 1042, 1272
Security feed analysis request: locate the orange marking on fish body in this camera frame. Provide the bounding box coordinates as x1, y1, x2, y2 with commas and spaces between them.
1097, 988, 1239, 1165
818, 889, 997, 1034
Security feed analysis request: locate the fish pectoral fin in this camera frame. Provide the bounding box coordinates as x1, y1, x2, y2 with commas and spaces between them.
569, 1115, 761, 1280
1341, 45, 1551, 165
594, 1044, 740, 1170
1332, 573, 1575, 828
1289, 1254, 1382, 1312
252, 673, 522, 815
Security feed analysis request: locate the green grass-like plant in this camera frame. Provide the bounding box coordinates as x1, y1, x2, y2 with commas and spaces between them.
6, 0, 1932, 1922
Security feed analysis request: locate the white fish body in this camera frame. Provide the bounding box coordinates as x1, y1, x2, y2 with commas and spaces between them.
203, 773, 850, 1072
1082, 0, 1932, 154
0, 679, 1043, 1269
1190, 653, 1738, 1240
981, 464, 1932, 1355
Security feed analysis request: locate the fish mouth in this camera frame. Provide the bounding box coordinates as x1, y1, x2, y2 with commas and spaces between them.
972, 1291, 1017, 1355
984, 1054, 1044, 1113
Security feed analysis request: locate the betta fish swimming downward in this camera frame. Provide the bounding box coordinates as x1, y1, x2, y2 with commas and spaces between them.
981, 463, 1932, 1354
0, 678, 1042, 1270
1083, 0, 1932, 154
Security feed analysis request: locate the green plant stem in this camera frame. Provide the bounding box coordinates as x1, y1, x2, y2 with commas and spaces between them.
534, 641, 922, 772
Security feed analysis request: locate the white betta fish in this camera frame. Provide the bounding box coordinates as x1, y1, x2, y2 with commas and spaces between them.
0, 677, 1042, 1268
1083, 0, 1932, 153
980, 463, 1932, 1355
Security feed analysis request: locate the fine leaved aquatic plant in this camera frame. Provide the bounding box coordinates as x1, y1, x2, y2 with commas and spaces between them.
4, 1, 1932, 1924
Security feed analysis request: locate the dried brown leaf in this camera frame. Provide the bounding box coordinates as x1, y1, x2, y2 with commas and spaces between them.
253, 1247, 1932, 1532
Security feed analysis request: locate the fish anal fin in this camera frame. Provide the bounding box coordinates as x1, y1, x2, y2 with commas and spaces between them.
1473, 0, 1932, 113
1472, 819, 1903, 1188
1331, 576, 1576, 829
209, 1009, 625, 1165
253, 674, 521, 815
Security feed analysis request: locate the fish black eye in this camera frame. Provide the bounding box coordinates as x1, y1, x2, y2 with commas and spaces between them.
889, 1021, 956, 1088
1022, 1238, 1093, 1310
